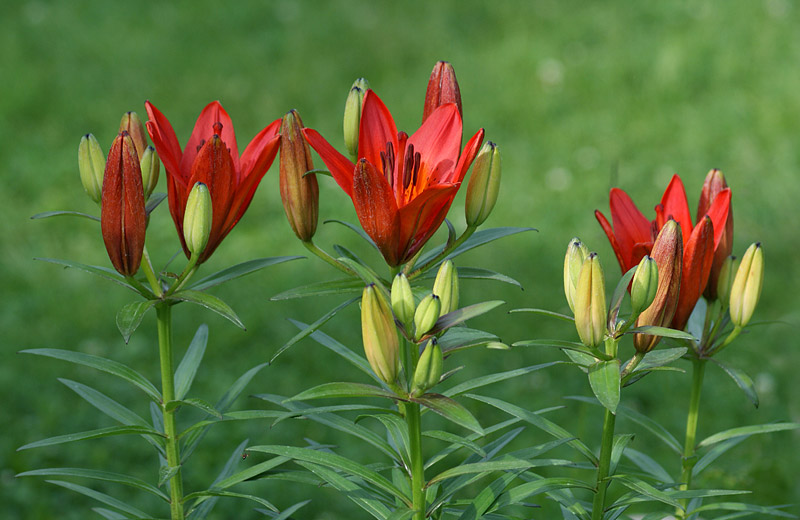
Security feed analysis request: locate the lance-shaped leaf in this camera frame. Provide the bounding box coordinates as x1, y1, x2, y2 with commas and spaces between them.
34, 258, 145, 294
298, 461, 391, 520
588, 359, 621, 414
17, 467, 168, 501
18, 425, 164, 451
116, 300, 157, 343
189, 256, 303, 291
270, 278, 364, 300
170, 290, 245, 329
416, 227, 536, 268
697, 422, 800, 449
46, 480, 150, 519
174, 324, 208, 401
31, 210, 100, 221
287, 382, 400, 402
429, 300, 505, 335
711, 358, 759, 408
510, 308, 574, 322
413, 393, 483, 434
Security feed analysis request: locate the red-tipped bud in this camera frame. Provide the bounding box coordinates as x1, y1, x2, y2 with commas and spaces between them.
119, 111, 148, 159
101, 132, 146, 276
672, 215, 715, 330
698, 169, 734, 300
423, 61, 462, 123
634, 220, 683, 353
279, 110, 319, 241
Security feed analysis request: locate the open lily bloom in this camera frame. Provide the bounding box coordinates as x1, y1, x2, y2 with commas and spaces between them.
595, 174, 731, 329
304, 90, 484, 266
145, 101, 281, 263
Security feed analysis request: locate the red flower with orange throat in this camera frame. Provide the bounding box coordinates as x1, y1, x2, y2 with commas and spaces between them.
595, 174, 732, 330
303, 90, 484, 266
145, 101, 281, 263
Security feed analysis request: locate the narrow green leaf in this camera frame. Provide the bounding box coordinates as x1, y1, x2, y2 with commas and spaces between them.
693, 436, 747, 477
513, 338, 609, 360
270, 297, 359, 364
337, 257, 390, 295
158, 465, 180, 487
270, 278, 364, 300
183, 490, 278, 512
248, 445, 410, 506
255, 499, 311, 520
428, 459, 540, 486
179, 410, 282, 439
170, 290, 245, 329
429, 300, 505, 335
20, 348, 160, 402
509, 308, 574, 322
16, 467, 168, 501
333, 243, 366, 265
297, 461, 391, 520
422, 430, 486, 458
614, 475, 682, 508
455, 472, 518, 520
288, 382, 399, 402
91, 508, 128, 520
414, 393, 483, 435
35, 258, 139, 293
188, 256, 304, 291
469, 394, 598, 464
491, 478, 593, 510
18, 426, 164, 451
588, 360, 621, 414
625, 326, 696, 341
31, 210, 100, 221
59, 379, 151, 427
324, 218, 379, 249
144, 192, 167, 215
633, 347, 688, 372
623, 448, 672, 483
444, 362, 561, 397
438, 327, 499, 355
564, 349, 599, 368
423, 267, 523, 289
416, 227, 536, 267
46, 480, 150, 518
116, 300, 157, 344
165, 398, 222, 419
608, 266, 637, 328
711, 358, 759, 408
689, 501, 796, 517
174, 324, 208, 401
360, 414, 411, 468
273, 404, 395, 427
610, 433, 634, 474
698, 422, 800, 449
189, 438, 251, 519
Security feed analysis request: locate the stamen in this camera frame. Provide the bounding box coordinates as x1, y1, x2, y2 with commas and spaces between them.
196, 138, 206, 152
403, 143, 415, 190
412, 151, 421, 186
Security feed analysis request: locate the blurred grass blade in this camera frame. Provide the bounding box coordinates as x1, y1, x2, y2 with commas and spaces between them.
422, 266, 523, 289
491, 478, 594, 510
188, 438, 250, 519
255, 499, 311, 520
46, 479, 150, 518
588, 359, 620, 413
711, 358, 759, 408
609, 433, 634, 474
183, 490, 278, 513
20, 349, 161, 402
189, 256, 304, 291
297, 461, 392, 520
18, 425, 164, 451
165, 398, 222, 419
174, 324, 208, 401
34, 258, 139, 293
623, 448, 672, 483
444, 362, 561, 397
509, 308, 574, 322
692, 436, 747, 477
271, 278, 364, 300
31, 210, 99, 221
422, 430, 486, 458
455, 472, 518, 520
272, 404, 394, 427
92, 508, 128, 520
428, 459, 538, 486
613, 475, 682, 508
698, 422, 800, 449
688, 501, 796, 517
324, 219, 379, 249
412, 393, 483, 435
16, 467, 169, 501
115, 300, 157, 344
288, 382, 398, 402
429, 300, 505, 335
416, 227, 536, 267
170, 290, 245, 329
271, 297, 359, 364
144, 192, 167, 215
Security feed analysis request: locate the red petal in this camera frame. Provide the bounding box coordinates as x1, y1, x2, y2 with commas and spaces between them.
397, 184, 458, 262
658, 175, 693, 247
595, 209, 627, 272
609, 188, 652, 269
145, 101, 184, 181
704, 188, 731, 251
225, 131, 281, 236
181, 101, 240, 180
303, 128, 356, 197
240, 118, 281, 179
672, 216, 715, 330
353, 159, 401, 265
452, 128, 485, 185
359, 90, 398, 176
407, 103, 462, 186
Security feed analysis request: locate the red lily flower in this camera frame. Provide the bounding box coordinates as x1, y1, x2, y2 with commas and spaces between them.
303, 90, 484, 266
145, 100, 281, 263
595, 174, 732, 330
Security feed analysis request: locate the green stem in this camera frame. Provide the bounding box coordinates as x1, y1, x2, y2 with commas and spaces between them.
708, 326, 742, 357
302, 240, 356, 276
408, 226, 475, 280
157, 303, 184, 519
141, 246, 163, 297
405, 401, 426, 520
591, 407, 617, 520
164, 254, 199, 297
679, 358, 706, 513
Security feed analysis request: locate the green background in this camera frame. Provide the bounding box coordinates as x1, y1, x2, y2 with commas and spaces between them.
2, 0, 799, 518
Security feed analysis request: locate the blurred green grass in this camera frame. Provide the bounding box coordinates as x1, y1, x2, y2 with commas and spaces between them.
3, 0, 800, 518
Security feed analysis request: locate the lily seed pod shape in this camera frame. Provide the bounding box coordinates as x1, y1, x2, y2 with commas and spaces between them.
465, 141, 501, 227
279, 110, 319, 241
146, 100, 281, 263
361, 284, 400, 385
100, 132, 146, 276
633, 220, 683, 353
729, 243, 764, 328
574, 253, 607, 348
564, 237, 589, 313
391, 273, 415, 327
423, 61, 462, 123
304, 89, 484, 266
78, 133, 105, 203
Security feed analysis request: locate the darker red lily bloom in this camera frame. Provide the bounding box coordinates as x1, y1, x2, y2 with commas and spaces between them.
145, 100, 281, 263
595, 174, 732, 330
303, 90, 484, 266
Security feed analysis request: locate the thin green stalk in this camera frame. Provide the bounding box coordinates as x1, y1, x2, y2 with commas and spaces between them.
164, 254, 199, 297
302, 240, 356, 275
679, 358, 706, 514
591, 407, 617, 520
408, 226, 475, 280
157, 303, 184, 519
405, 401, 426, 520
141, 246, 163, 297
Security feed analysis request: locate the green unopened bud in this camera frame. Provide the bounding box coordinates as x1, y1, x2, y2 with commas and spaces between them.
414, 294, 441, 341
729, 243, 763, 328
574, 253, 607, 348
119, 111, 148, 159
391, 273, 415, 326
564, 238, 589, 312
631, 255, 658, 315
78, 133, 105, 203
343, 78, 369, 160
432, 260, 459, 315
139, 146, 160, 198
183, 182, 212, 257
362, 284, 400, 384
412, 340, 443, 396
716, 255, 737, 307
464, 142, 501, 227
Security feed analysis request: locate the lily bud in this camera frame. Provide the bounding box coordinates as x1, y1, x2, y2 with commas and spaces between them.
414, 294, 441, 341
139, 145, 160, 199
183, 182, 212, 257
101, 132, 146, 276
634, 220, 683, 353
423, 61, 462, 123
119, 111, 148, 159
343, 78, 369, 160
78, 133, 105, 203
279, 110, 319, 241
729, 243, 763, 328
564, 238, 589, 312
361, 284, 400, 385
391, 273, 415, 326
574, 253, 607, 348
716, 255, 737, 307
432, 260, 459, 315
698, 169, 734, 301
465, 141, 501, 227
412, 340, 443, 396
631, 255, 658, 315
